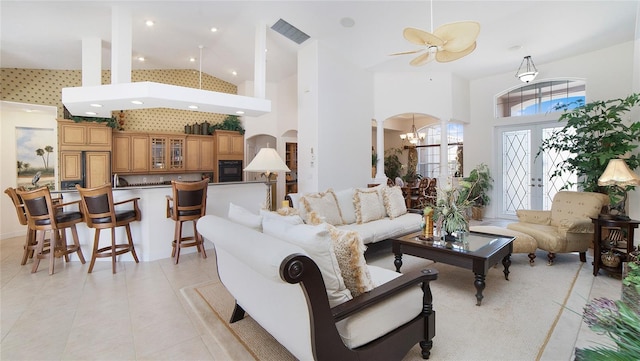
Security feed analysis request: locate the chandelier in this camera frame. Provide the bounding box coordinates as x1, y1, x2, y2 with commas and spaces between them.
400, 114, 425, 145
515, 55, 539, 83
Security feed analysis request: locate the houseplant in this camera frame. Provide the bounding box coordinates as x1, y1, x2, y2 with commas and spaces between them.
432, 185, 471, 241
458, 163, 493, 220
384, 148, 404, 180
537, 93, 640, 206
372, 149, 378, 178
574, 262, 640, 360
211, 114, 245, 134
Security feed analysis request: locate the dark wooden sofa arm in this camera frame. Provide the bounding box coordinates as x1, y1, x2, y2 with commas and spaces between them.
331, 268, 438, 321
280, 253, 438, 361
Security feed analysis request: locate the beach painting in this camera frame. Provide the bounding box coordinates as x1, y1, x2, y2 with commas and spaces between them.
16, 127, 56, 190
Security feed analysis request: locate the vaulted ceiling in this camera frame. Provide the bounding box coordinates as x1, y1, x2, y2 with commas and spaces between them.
2, 1, 638, 86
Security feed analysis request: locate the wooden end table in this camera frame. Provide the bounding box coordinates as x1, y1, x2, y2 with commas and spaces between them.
392, 231, 514, 306
591, 217, 639, 277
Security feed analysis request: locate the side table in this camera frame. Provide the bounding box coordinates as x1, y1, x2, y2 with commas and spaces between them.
591, 217, 640, 276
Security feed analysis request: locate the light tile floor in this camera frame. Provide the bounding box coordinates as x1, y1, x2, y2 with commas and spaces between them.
0, 219, 621, 360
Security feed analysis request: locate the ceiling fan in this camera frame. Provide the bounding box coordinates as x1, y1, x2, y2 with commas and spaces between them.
391, 1, 480, 66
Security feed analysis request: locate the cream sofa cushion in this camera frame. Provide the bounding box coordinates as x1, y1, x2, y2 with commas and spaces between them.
328, 225, 374, 297
354, 187, 386, 224
334, 188, 357, 224
383, 186, 407, 219
262, 219, 352, 307
228, 202, 263, 231
549, 191, 608, 228
300, 189, 344, 226
336, 265, 423, 349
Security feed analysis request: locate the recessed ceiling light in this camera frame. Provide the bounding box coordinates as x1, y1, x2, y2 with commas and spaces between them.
137, 56, 145, 62
509, 45, 523, 51
131, 100, 143, 105
189, 57, 196, 62
85, 111, 97, 115
236, 110, 245, 115
145, 20, 154, 27
210, 27, 218, 32
90, 103, 103, 107
188, 105, 198, 109
231, 71, 237, 76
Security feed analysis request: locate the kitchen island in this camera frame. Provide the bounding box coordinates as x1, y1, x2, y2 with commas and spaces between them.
54, 181, 267, 262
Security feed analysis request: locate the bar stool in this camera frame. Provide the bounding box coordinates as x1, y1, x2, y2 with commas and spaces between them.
17, 186, 86, 274
75, 184, 140, 274
5, 186, 38, 265
166, 179, 208, 264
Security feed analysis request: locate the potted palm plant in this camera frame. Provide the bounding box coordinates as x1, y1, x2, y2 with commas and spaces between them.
458, 163, 493, 220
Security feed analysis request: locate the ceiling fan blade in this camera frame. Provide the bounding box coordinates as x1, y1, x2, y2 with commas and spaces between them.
410, 51, 434, 66
434, 21, 480, 53
403, 27, 444, 47
435, 42, 476, 62
389, 49, 424, 56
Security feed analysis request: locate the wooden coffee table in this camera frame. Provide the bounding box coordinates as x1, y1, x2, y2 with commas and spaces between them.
392, 231, 514, 306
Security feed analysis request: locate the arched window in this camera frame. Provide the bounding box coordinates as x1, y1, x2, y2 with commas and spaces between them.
496, 79, 585, 117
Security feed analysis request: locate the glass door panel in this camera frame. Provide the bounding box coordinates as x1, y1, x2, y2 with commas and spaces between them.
497, 122, 575, 218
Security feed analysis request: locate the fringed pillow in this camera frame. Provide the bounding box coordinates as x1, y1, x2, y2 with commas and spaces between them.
354, 187, 386, 224
383, 186, 408, 219
328, 225, 374, 297
300, 189, 344, 225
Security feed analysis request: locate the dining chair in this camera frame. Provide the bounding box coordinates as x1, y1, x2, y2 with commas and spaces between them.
17, 186, 86, 274
75, 184, 140, 273
166, 178, 208, 264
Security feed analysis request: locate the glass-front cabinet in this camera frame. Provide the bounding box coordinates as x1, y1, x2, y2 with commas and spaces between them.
150, 135, 185, 172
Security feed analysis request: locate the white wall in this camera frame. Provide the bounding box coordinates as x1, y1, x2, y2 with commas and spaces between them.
298, 40, 374, 193
467, 40, 637, 219
1, 101, 58, 239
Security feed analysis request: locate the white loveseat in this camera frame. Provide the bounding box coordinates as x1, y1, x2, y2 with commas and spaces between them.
197, 214, 438, 361
286, 185, 423, 246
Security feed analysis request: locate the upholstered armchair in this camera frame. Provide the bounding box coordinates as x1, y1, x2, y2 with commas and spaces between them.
507, 191, 609, 265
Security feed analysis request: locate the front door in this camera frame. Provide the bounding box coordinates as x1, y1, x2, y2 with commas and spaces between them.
496, 122, 576, 218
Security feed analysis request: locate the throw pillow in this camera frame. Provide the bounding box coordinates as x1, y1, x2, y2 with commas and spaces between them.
300, 189, 344, 226
262, 219, 352, 307
260, 209, 304, 225
354, 187, 386, 224
383, 186, 408, 219
307, 211, 325, 225
228, 203, 262, 231
328, 225, 374, 297
334, 188, 357, 224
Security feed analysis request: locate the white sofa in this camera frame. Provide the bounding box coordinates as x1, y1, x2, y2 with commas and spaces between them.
197, 214, 438, 361
286, 185, 423, 245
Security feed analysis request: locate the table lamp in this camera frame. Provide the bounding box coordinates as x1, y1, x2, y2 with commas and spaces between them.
244, 147, 290, 210
597, 158, 640, 220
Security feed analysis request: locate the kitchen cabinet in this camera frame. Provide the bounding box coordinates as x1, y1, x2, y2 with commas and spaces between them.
185, 135, 215, 171
112, 132, 149, 173
60, 151, 82, 181
58, 119, 111, 151
150, 135, 185, 172
214, 130, 243, 156
84, 151, 111, 188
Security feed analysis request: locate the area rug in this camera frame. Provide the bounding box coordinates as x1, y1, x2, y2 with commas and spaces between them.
183, 250, 584, 361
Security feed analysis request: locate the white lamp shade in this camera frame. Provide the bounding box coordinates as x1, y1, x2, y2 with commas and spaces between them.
244, 148, 290, 173
598, 159, 640, 187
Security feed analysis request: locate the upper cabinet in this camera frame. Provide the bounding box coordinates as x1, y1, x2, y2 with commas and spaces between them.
112, 132, 149, 173
58, 119, 111, 151
214, 130, 244, 156
185, 135, 215, 171
150, 135, 185, 172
